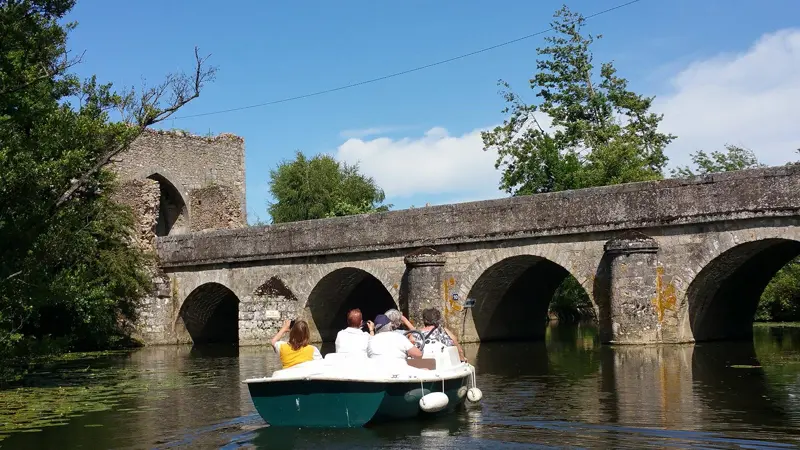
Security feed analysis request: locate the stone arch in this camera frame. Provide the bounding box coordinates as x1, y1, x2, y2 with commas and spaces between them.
176, 282, 240, 345
305, 267, 399, 342
458, 248, 592, 342
457, 246, 594, 306
687, 236, 800, 342
146, 172, 189, 236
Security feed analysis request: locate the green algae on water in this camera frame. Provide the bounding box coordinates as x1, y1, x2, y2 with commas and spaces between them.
0, 352, 203, 437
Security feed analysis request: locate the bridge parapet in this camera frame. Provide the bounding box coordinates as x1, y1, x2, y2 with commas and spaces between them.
157, 165, 800, 267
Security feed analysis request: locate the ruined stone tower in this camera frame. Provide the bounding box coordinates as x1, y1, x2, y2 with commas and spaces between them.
110, 129, 247, 343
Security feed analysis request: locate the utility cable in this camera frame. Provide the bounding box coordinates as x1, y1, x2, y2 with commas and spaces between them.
170, 0, 643, 120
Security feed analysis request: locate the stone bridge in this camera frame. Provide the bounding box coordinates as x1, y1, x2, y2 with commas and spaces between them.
145, 164, 800, 347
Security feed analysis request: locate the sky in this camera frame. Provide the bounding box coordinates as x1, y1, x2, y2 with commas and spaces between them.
64, 0, 800, 224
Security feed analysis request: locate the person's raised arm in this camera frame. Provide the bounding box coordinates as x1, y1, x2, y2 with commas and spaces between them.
271, 319, 291, 352
400, 314, 415, 331
444, 327, 467, 363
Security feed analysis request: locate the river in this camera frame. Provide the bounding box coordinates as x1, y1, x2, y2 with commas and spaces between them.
2, 323, 799, 449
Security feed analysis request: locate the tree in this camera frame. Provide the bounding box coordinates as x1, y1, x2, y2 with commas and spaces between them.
1, 0, 214, 375
268, 152, 390, 223
756, 259, 800, 322
671, 145, 764, 177
481, 5, 675, 196
481, 5, 674, 321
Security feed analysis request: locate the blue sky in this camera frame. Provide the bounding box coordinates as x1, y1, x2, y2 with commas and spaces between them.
65, 0, 800, 223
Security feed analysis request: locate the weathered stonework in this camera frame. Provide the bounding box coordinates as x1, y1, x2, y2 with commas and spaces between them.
602, 232, 660, 344
112, 178, 160, 253
109, 129, 247, 343
403, 248, 447, 326
189, 184, 245, 232
111, 128, 247, 233
151, 165, 800, 346
239, 277, 298, 345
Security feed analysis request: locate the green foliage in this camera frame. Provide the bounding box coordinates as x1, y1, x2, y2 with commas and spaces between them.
268, 151, 390, 223
481, 5, 675, 196
549, 277, 594, 322
481, 5, 673, 320
756, 257, 800, 322
672, 144, 764, 177
0, 0, 210, 378
324, 199, 388, 218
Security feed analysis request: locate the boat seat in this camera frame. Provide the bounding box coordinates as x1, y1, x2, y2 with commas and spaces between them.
407, 358, 436, 370
421, 345, 461, 370
422, 342, 446, 358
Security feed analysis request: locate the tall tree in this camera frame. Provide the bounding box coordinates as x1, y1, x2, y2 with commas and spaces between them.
0, 0, 214, 373
481, 5, 675, 321
482, 5, 675, 196
267, 151, 390, 223
671, 144, 764, 177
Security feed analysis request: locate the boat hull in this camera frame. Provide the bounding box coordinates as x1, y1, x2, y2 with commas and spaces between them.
247, 379, 386, 428
247, 373, 471, 428
372, 375, 469, 422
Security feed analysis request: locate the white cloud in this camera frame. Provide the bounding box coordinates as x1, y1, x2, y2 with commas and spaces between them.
656, 28, 800, 168
336, 127, 503, 199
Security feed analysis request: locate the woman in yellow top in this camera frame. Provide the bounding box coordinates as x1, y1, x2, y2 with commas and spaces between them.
271, 319, 322, 369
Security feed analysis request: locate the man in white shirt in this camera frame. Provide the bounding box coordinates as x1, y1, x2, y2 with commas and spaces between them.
335, 309, 374, 354
367, 314, 423, 360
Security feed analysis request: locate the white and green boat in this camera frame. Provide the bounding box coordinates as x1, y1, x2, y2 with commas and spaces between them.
243, 344, 482, 428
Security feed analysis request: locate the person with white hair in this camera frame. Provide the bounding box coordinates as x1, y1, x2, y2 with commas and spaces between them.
366, 314, 422, 361
384, 308, 415, 333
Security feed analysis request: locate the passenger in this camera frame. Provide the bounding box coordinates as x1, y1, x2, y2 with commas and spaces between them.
417, 308, 467, 362
366, 314, 423, 361
384, 308, 416, 334
270, 319, 322, 369
334, 308, 374, 354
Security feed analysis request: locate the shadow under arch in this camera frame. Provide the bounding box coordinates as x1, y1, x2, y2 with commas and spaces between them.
307, 268, 397, 342
466, 255, 590, 342
147, 173, 189, 236
177, 282, 240, 345
688, 238, 800, 342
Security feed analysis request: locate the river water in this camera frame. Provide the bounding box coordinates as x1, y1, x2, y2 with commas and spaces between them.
2, 323, 800, 449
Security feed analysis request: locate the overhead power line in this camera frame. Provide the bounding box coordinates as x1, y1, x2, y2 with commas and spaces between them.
171, 0, 643, 120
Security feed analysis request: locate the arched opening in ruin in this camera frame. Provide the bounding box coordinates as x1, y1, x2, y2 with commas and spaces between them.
465, 255, 591, 342
307, 268, 397, 342
177, 282, 240, 345
688, 238, 800, 342
147, 173, 188, 236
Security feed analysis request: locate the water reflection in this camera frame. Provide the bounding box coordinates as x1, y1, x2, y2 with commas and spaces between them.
693, 340, 793, 432
2, 324, 800, 449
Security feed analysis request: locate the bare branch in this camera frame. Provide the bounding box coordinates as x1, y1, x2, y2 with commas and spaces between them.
54, 47, 216, 208
2, 271, 23, 283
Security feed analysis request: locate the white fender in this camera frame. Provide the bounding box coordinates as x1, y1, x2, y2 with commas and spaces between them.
419, 392, 449, 413
467, 387, 483, 402
457, 386, 468, 399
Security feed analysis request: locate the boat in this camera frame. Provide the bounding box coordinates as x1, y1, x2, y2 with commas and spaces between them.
243, 343, 483, 428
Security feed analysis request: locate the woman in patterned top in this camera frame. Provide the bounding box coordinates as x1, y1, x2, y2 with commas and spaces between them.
417, 308, 467, 363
